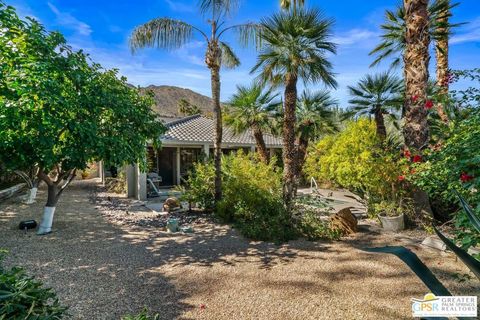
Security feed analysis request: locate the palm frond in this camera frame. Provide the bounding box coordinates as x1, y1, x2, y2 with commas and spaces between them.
219, 41, 240, 69
198, 0, 239, 18
129, 18, 196, 53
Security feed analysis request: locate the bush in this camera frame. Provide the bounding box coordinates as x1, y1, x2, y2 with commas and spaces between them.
295, 210, 341, 241
410, 109, 480, 251
122, 308, 159, 320
0, 250, 67, 319
185, 152, 296, 242
304, 119, 402, 199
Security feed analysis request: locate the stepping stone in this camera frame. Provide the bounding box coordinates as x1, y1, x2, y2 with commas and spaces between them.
421, 235, 447, 251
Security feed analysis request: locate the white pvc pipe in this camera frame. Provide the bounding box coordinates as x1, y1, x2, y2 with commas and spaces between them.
37, 206, 55, 235
25, 187, 37, 204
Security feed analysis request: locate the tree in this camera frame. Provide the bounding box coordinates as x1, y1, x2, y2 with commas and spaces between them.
403, 0, 432, 219
280, 0, 305, 13
252, 8, 337, 210
295, 90, 339, 173
129, 0, 258, 205
346, 73, 403, 140
370, 0, 458, 69
434, 0, 451, 123
178, 98, 201, 116
224, 82, 279, 163
0, 4, 165, 234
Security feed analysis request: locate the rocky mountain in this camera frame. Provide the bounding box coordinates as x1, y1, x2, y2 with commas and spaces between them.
139, 85, 214, 118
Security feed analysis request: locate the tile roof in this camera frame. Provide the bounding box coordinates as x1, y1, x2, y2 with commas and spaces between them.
161, 115, 283, 147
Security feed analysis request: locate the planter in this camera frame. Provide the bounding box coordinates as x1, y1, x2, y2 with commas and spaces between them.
379, 212, 405, 232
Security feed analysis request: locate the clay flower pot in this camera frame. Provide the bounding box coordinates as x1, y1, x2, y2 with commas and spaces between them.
379, 212, 405, 232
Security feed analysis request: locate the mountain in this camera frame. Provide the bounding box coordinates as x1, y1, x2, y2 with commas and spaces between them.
140, 85, 213, 118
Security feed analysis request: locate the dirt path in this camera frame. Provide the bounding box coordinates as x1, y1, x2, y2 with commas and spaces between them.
0, 180, 478, 319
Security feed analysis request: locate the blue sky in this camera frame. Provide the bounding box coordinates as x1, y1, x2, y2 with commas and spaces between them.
6, 0, 480, 106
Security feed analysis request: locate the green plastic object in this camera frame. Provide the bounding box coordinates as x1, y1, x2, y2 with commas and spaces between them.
166, 218, 179, 232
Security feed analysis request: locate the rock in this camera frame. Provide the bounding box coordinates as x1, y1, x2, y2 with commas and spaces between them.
330, 208, 357, 235
163, 197, 180, 212
422, 235, 447, 251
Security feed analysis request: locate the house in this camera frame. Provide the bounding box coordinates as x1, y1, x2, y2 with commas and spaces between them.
124, 114, 283, 200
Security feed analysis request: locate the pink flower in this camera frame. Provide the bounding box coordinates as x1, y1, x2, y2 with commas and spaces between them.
412, 155, 422, 163
411, 95, 419, 102
460, 172, 474, 183
425, 100, 434, 109
398, 175, 406, 181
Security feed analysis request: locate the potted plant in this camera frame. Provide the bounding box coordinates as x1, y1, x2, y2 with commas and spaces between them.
373, 198, 411, 232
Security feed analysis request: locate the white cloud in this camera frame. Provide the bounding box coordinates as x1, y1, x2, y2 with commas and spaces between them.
164, 0, 195, 13
47, 2, 92, 36
451, 18, 480, 45
333, 28, 379, 47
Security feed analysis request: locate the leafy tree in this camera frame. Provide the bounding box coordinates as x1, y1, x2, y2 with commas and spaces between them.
346, 72, 403, 140
252, 8, 337, 210
0, 3, 165, 234
224, 82, 279, 163
129, 0, 258, 205
178, 98, 201, 116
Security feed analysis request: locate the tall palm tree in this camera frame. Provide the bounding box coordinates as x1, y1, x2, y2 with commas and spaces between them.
280, 0, 305, 13
370, 0, 458, 69
346, 73, 403, 140
224, 82, 279, 163
296, 90, 338, 172
252, 8, 337, 210
434, 0, 451, 122
403, 0, 432, 217
129, 0, 258, 204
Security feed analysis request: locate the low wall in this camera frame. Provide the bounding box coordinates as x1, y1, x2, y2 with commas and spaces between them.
0, 183, 26, 201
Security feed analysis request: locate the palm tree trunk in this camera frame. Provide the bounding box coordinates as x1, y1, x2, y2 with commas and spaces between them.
296, 133, 309, 178
403, 0, 433, 220
252, 123, 270, 163
435, 2, 449, 123
374, 108, 387, 140
206, 38, 223, 204
282, 73, 298, 212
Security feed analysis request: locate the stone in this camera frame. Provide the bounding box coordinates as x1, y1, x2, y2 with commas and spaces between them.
422, 235, 447, 251
163, 197, 181, 212
330, 207, 357, 235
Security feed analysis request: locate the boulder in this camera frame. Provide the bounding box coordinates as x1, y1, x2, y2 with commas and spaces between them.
330, 208, 357, 235
163, 197, 180, 212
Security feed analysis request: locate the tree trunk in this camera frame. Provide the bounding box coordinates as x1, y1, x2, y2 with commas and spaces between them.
374, 108, 387, 140
282, 73, 298, 212
435, 2, 450, 123
206, 38, 223, 204
403, 0, 433, 220
296, 133, 309, 176
252, 123, 269, 163
37, 184, 59, 235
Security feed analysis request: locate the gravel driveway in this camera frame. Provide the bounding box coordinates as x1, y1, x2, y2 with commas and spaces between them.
0, 179, 478, 319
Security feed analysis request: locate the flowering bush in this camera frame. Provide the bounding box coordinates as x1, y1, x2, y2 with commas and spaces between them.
409, 109, 480, 251
304, 119, 402, 199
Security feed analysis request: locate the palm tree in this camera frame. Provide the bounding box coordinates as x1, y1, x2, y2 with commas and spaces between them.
370, 0, 458, 69
224, 82, 279, 163
280, 0, 305, 13
251, 8, 337, 210
296, 90, 338, 172
403, 0, 432, 218
129, 0, 258, 204
346, 73, 403, 140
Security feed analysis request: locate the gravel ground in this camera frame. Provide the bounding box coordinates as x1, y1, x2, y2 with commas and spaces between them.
0, 179, 478, 320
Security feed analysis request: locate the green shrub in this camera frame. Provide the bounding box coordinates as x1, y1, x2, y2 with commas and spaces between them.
185, 152, 296, 242
0, 250, 67, 319
121, 308, 159, 320
410, 109, 480, 251
304, 119, 402, 199
295, 210, 341, 241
